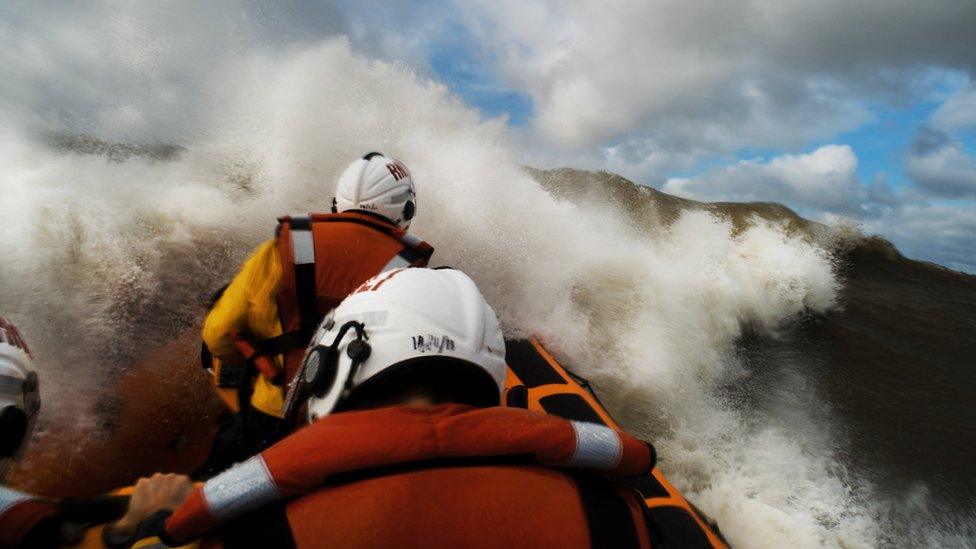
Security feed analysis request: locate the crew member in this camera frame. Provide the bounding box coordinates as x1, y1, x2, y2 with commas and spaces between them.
0, 315, 39, 463
0, 314, 52, 548
201, 152, 433, 466
1, 315, 140, 549
124, 269, 657, 548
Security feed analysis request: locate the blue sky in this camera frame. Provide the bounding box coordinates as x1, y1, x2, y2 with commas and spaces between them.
426, 23, 534, 127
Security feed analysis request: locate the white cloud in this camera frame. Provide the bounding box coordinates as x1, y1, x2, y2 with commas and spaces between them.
664, 145, 869, 217
930, 88, 976, 130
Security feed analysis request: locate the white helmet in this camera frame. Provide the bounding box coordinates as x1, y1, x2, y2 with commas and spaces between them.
333, 152, 417, 230
285, 268, 506, 422
0, 315, 40, 457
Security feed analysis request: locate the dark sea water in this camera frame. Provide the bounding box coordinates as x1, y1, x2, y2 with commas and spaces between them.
818, 244, 975, 506
730, 238, 976, 539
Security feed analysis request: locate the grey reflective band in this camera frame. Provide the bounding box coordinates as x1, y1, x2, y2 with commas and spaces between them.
292, 231, 314, 264
569, 421, 622, 470
290, 216, 315, 265
380, 254, 411, 272
202, 455, 281, 522
400, 233, 422, 248
0, 485, 30, 515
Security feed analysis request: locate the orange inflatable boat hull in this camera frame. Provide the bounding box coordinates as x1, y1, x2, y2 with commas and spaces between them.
503, 338, 729, 548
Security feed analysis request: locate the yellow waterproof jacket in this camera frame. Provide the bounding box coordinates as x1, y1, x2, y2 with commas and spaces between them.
202, 240, 287, 417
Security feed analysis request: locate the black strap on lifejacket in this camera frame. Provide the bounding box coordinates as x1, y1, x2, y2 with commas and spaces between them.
58, 495, 130, 525
236, 360, 257, 421
252, 330, 313, 358
573, 473, 646, 548
392, 242, 425, 266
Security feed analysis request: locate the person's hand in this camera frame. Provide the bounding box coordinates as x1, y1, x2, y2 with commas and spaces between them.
111, 473, 194, 536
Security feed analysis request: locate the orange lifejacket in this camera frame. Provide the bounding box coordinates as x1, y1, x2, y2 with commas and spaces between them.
160, 405, 655, 548
283, 465, 652, 549
272, 212, 433, 385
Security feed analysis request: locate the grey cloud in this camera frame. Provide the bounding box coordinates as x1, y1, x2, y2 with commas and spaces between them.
910, 127, 953, 156
904, 128, 976, 199
754, 2, 976, 75
863, 203, 976, 274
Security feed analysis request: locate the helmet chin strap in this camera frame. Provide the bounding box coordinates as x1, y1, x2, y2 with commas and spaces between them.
328, 320, 370, 395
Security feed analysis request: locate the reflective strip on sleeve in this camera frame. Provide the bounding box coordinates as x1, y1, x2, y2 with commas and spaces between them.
400, 233, 423, 248
0, 486, 30, 515
569, 421, 622, 470
291, 229, 315, 265
202, 455, 281, 522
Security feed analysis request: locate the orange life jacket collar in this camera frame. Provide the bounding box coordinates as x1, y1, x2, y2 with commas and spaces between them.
276, 211, 403, 237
